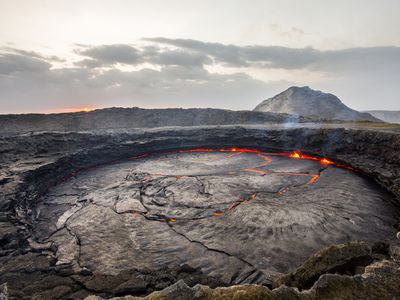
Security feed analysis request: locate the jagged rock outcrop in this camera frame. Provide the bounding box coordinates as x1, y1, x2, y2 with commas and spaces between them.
84, 257, 400, 300
273, 241, 372, 289
254, 86, 380, 122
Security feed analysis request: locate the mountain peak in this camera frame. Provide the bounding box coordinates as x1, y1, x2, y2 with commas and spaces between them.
288, 85, 311, 90
253, 87, 379, 122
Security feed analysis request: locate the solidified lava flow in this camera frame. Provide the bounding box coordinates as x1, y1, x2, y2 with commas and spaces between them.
34, 148, 399, 286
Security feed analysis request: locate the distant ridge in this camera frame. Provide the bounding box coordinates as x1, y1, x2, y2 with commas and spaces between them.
365, 110, 400, 124
254, 86, 380, 122
0, 107, 304, 135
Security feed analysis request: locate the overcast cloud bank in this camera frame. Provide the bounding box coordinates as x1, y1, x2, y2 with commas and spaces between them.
1, 38, 399, 113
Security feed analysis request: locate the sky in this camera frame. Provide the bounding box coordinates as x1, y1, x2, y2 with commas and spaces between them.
0, 0, 399, 114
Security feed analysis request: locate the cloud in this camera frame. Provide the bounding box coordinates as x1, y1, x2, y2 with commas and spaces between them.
78, 44, 142, 65
0, 47, 289, 113
142, 46, 212, 66
0, 53, 51, 74
143, 37, 317, 68
143, 38, 249, 67
75, 40, 400, 74
3, 47, 65, 62
75, 44, 213, 67
144, 37, 400, 73
312, 47, 400, 74
74, 58, 104, 69
1, 39, 400, 113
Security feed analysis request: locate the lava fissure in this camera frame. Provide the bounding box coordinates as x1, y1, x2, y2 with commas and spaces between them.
46, 193, 80, 198
195, 176, 213, 197
42, 224, 68, 242
111, 149, 348, 223
64, 222, 85, 270
165, 221, 264, 284
140, 175, 259, 221
41, 203, 87, 243
106, 190, 265, 284
127, 148, 348, 192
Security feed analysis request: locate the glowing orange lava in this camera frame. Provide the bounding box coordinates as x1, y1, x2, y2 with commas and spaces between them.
178, 148, 215, 153
320, 158, 334, 165
212, 211, 225, 216
290, 150, 302, 159
283, 150, 347, 168
179, 148, 264, 154
288, 150, 319, 161
307, 175, 320, 185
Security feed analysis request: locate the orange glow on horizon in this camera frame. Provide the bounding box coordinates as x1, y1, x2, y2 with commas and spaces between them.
44, 107, 95, 114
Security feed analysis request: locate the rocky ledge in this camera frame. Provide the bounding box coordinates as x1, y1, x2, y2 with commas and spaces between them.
86, 243, 400, 300
0, 125, 400, 299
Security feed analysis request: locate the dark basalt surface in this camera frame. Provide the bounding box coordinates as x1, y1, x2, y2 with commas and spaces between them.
1, 126, 400, 299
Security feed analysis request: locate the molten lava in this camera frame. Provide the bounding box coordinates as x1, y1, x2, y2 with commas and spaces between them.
121, 147, 355, 223
320, 158, 334, 165
307, 175, 320, 185
290, 150, 302, 159
56, 147, 357, 228
166, 148, 344, 170
212, 212, 225, 216
286, 150, 345, 168
289, 150, 319, 161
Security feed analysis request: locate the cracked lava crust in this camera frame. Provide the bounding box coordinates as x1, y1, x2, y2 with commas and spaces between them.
33, 148, 399, 286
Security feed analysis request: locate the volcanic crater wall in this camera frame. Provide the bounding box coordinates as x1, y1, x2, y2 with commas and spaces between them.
1, 126, 400, 299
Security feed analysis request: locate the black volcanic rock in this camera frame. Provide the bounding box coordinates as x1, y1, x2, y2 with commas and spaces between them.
85, 258, 400, 300
254, 86, 380, 122
274, 241, 373, 289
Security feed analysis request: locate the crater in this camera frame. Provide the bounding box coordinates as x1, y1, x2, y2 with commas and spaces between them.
33, 148, 399, 286
2, 127, 400, 298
